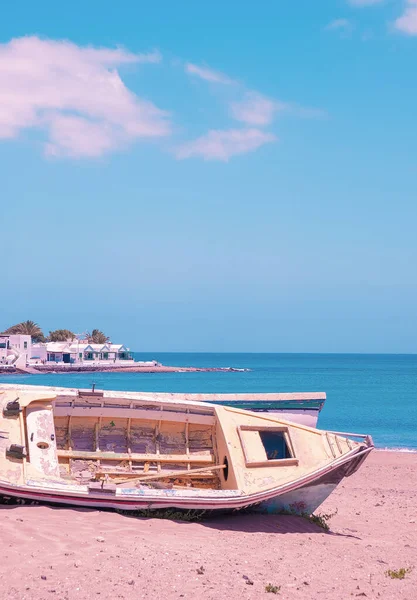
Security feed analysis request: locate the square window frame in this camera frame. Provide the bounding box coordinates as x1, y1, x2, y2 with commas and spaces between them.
237, 425, 299, 468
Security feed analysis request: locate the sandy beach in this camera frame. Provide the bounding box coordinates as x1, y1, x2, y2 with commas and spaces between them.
0, 450, 415, 600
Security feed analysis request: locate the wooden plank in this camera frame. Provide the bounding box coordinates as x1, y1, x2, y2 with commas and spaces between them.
156, 419, 161, 472
246, 458, 299, 468
185, 419, 190, 471
95, 469, 216, 479
94, 422, 99, 451
57, 449, 214, 463
96, 416, 102, 471
53, 406, 215, 426
240, 425, 288, 432
68, 415, 73, 450
127, 416, 132, 471
326, 432, 337, 458
334, 435, 343, 455
112, 464, 225, 485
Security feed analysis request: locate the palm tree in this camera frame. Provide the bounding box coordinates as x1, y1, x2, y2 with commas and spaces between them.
4, 320, 45, 342
49, 329, 76, 342
87, 329, 110, 345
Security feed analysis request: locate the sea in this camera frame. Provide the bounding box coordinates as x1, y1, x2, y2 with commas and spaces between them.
0, 353, 416, 451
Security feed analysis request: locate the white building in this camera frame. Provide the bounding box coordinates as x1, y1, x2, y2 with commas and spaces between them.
0, 334, 32, 368
31, 341, 134, 366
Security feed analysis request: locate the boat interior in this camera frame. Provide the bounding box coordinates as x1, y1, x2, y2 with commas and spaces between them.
53, 391, 223, 489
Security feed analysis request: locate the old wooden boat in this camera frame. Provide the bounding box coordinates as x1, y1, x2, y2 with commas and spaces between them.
0, 385, 373, 514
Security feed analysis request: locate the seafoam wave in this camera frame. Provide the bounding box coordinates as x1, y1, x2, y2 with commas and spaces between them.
375, 447, 417, 453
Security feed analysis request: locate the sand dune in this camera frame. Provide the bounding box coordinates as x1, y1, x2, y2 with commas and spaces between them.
0, 451, 416, 599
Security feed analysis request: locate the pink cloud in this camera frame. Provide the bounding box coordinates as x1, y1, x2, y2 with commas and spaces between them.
185, 62, 234, 84
0, 36, 169, 157
175, 128, 276, 161
45, 116, 117, 158
395, 0, 417, 35
230, 92, 285, 126
230, 92, 325, 126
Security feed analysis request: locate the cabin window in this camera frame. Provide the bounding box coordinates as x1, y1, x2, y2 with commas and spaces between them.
259, 430, 291, 460
237, 425, 298, 468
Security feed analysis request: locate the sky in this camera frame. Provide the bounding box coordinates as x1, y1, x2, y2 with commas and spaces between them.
1, 0, 417, 353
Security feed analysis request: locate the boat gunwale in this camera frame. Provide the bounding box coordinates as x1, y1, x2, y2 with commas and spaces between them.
0, 384, 325, 409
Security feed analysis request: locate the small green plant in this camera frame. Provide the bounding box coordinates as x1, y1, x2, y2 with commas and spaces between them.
265, 583, 280, 594
280, 504, 338, 531
117, 508, 207, 522
307, 510, 338, 531
385, 567, 413, 580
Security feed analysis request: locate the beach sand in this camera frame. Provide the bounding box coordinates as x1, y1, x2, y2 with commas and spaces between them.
0, 451, 415, 599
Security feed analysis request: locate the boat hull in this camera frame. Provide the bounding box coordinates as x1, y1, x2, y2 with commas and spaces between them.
0, 447, 372, 515
255, 455, 362, 514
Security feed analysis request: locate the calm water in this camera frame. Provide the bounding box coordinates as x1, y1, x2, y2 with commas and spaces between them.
1, 353, 416, 450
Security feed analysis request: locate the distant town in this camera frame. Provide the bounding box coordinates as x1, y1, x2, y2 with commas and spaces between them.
0, 321, 236, 374
0, 321, 146, 373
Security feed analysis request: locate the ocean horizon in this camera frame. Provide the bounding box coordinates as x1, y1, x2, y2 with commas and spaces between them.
1, 352, 416, 451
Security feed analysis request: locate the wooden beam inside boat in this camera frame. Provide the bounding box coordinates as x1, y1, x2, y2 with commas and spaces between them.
111, 464, 226, 485
53, 406, 215, 426
57, 450, 214, 463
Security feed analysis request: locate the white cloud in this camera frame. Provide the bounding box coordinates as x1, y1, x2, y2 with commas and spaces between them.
395, 0, 417, 34
175, 128, 276, 161
0, 36, 169, 157
185, 62, 234, 84
347, 0, 383, 6
231, 92, 325, 125
325, 18, 353, 32
230, 92, 285, 126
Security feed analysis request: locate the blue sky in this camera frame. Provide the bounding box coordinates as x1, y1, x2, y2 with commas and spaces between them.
1, 0, 417, 353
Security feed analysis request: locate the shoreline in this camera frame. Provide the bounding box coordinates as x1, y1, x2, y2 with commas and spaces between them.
0, 364, 249, 375
375, 446, 417, 453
